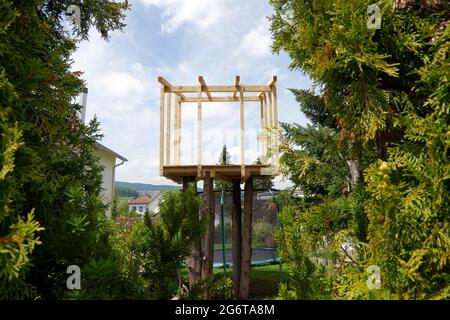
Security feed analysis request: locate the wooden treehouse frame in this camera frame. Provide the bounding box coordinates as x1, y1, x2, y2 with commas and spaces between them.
158, 75, 279, 183
157, 75, 279, 299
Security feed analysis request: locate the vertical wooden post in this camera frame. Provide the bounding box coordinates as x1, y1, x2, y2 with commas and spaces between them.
263, 94, 268, 129
159, 85, 165, 175
182, 176, 196, 191
231, 178, 242, 298
165, 92, 171, 165
239, 88, 245, 177
263, 93, 269, 160
260, 97, 266, 160
174, 97, 181, 165
259, 98, 264, 129
240, 176, 253, 299
272, 85, 279, 166
178, 98, 182, 164
173, 96, 178, 165
273, 85, 278, 129
202, 172, 215, 282
268, 92, 273, 129
267, 92, 273, 158
197, 85, 202, 177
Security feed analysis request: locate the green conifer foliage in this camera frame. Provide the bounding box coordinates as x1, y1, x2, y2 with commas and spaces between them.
271, 0, 449, 298
0, 0, 129, 298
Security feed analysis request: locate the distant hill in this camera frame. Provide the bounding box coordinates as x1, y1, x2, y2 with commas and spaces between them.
115, 181, 180, 193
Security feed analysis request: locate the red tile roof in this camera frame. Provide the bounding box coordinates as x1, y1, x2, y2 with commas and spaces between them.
128, 195, 151, 205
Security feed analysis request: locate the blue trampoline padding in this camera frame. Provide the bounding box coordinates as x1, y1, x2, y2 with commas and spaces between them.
212, 248, 279, 268
213, 258, 280, 268
180, 248, 280, 268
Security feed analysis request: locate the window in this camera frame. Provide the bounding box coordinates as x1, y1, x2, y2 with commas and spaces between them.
132, 206, 137, 211
139, 206, 143, 213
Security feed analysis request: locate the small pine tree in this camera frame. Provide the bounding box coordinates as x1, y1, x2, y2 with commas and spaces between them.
215, 145, 232, 191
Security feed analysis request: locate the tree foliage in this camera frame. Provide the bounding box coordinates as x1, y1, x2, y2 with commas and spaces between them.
271, 0, 449, 299
0, 0, 129, 299
130, 184, 204, 299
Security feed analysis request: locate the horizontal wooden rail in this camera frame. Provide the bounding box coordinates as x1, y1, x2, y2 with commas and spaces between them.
168, 85, 272, 93
182, 96, 261, 103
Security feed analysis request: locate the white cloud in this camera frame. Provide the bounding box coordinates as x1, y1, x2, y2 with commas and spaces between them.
96, 71, 146, 98
139, 0, 230, 33
233, 18, 272, 60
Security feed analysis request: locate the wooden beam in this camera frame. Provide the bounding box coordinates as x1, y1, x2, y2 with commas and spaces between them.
182, 177, 202, 286
171, 85, 272, 93
158, 76, 186, 100
165, 93, 171, 165
159, 85, 165, 175
267, 75, 277, 87
267, 92, 273, 158
199, 76, 212, 101
263, 93, 269, 159
174, 96, 181, 165
201, 172, 215, 283
239, 88, 245, 177
268, 92, 273, 128
197, 85, 202, 177
240, 176, 253, 299
260, 97, 266, 158
210, 171, 233, 183
273, 85, 278, 128
231, 179, 242, 298
232, 76, 240, 99
257, 76, 277, 97
182, 96, 260, 103
262, 94, 268, 129
182, 176, 196, 191
177, 97, 182, 164
260, 98, 264, 129
173, 95, 178, 165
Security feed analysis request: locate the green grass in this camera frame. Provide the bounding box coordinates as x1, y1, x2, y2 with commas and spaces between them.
249, 264, 288, 299
179, 264, 288, 299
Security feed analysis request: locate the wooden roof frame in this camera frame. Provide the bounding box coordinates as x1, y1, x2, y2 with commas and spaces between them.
158, 75, 278, 182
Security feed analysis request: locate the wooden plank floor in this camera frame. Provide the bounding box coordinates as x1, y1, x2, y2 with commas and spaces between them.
162, 165, 272, 183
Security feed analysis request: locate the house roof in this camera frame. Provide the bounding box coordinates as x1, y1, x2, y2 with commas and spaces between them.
94, 142, 128, 162
148, 191, 161, 203
128, 194, 151, 205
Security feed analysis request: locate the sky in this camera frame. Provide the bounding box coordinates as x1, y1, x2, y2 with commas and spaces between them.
71, 0, 313, 187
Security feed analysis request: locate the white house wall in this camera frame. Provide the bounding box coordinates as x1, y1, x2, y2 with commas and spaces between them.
94, 148, 116, 216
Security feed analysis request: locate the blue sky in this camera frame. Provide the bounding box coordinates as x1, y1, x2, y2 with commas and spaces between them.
72, 0, 312, 186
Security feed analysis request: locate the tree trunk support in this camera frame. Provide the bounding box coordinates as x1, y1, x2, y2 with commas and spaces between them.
202, 172, 215, 280
231, 179, 242, 298
182, 177, 202, 286
240, 176, 253, 299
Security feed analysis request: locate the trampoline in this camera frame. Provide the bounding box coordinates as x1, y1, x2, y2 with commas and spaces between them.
213, 248, 280, 268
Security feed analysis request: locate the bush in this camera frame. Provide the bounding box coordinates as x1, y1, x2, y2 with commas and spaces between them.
253, 219, 276, 248
276, 205, 330, 300
179, 273, 233, 300
128, 184, 204, 299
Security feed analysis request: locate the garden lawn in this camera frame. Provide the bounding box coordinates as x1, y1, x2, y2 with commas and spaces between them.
180, 264, 288, 299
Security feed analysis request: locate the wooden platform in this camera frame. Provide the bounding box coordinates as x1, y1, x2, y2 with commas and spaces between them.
162, 165, 271, 183
158, 76, 279, 183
